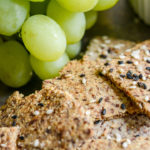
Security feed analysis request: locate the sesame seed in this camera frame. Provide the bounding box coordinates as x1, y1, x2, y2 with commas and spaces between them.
106, 135, 112, 140
46, 109, 53, 115
90, 99, 97, 103
120, 74, 126, 78
133, 74, 139, 81
146, 60, 150, 63
137, 65, 143, 72
34, 139, 39, 147
126, 49, 131, 52
119, 55, 125, 59
119, 68, 124, 73
11, 115, 17, 119
109, 68, 113, 73
100, 54, 107, 59
146, 67, 150, 71
137, 82, 147, 89
12, 121, 16, 126
122, 142, 128, 148
126, 71, 133, 79
40, 142, 45, 148
79, 74, 85, 77
1, 144, 6, 147
82, 78, 86, 85
115, 133, 122, 142
121, 104, 126, 110
19, 136, 25, 140
105, 39, 111, 44
145, 96, 149, 101
131, 50, 140, 59
126, 60, 133, 64
132, 81, 137, 85
142, 76, 147, 81
86, 110, 91, 116
34, 111, 40, 116
104, 62, 110, 66
101, 109, 106, 115
94, 120, 101, 125
118, 61, 124, 65
126, 139, 131, 144
38, 103, 44, 107
98, 97, 103, 103
139, 74, 143, 79
134, 61, 139, 65
129, 86, 136, 89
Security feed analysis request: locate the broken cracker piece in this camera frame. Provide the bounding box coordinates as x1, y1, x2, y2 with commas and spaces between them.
99, 40, 150, 117
0, 127, 19, 150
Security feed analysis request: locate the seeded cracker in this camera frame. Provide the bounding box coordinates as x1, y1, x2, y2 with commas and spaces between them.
0, 127, 19, 150
0, 87, 93, 149
78, 137, 150, 150
86, 36, 135, 61
43, 57, 139, 122
99, 40, 150, 117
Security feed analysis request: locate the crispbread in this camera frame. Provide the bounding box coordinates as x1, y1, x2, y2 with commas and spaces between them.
0, 127, 19, 150
43, 58, 139, 122
86, 36, 135, 61
99, 40, 150, 117
0, 87, 93, 150
78, 137, 150, 150
93, 114, 150, 140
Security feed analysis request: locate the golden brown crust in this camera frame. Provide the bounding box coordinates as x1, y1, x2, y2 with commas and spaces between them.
0, 87, 93, 149
99, 40, 150, 117
0, 127, 19, 150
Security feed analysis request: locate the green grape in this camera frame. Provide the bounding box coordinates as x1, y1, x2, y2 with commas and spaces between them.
0, 41, 32, 88
21, 15, 66, 61
85, 11, 98, 30
0, 37, 3, 45
47, 0, 86, 44
94, 0, 119, 11
30, 0, 49, 15
66, 41, 81, 59
56, 0, 98, 12
0, 0, 30, 36
30, 53, 69, 80
30, 0, 45, 2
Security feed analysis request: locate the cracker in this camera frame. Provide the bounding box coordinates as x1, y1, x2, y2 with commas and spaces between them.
0, 87, 93, 149
86, 36, 135, 61
78, 137, 150, 150
99, 40, 150, 117
0, 127, 19, 150
43, 58, 139, 122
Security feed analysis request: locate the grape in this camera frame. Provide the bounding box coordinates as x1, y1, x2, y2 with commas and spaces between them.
0, 41, 32, 88
30, 0, 45, 2
30, 0, 49, 15
56, 0, 98, 12
30, 53, 69, 80
0, 37, 3, 45
85, 11, 98, 30
66, 41, 81, 59
47, 0, 86, 44
21, 15, 66, 61
0, 0, 30, 36
94, 0, 119, 11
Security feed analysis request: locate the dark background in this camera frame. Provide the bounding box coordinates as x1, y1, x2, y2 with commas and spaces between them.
1, 0, 150, 105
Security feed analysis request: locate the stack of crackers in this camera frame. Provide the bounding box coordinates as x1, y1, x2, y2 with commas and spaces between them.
0, 36, 150, 150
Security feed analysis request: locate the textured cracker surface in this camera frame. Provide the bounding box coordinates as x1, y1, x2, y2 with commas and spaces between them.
43, 58, 139, 122
86, 36, 135, 61
78, 137, 150, 150
0, 127, 19, 150
0, 87, 93, 150
99, 40, 150, 117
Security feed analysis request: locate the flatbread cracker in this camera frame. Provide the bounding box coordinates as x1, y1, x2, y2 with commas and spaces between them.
99, 40, 150, 117
0, 87, 93, 149
0, 127, 19, 150
78, 137, 150, 150
86, 36, 135, 61
43, 58, 139, 122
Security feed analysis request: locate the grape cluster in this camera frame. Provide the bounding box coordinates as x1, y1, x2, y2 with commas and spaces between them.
0, 0, 118, 88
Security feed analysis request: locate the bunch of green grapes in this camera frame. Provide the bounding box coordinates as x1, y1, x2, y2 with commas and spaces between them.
0, 0, 119, 88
